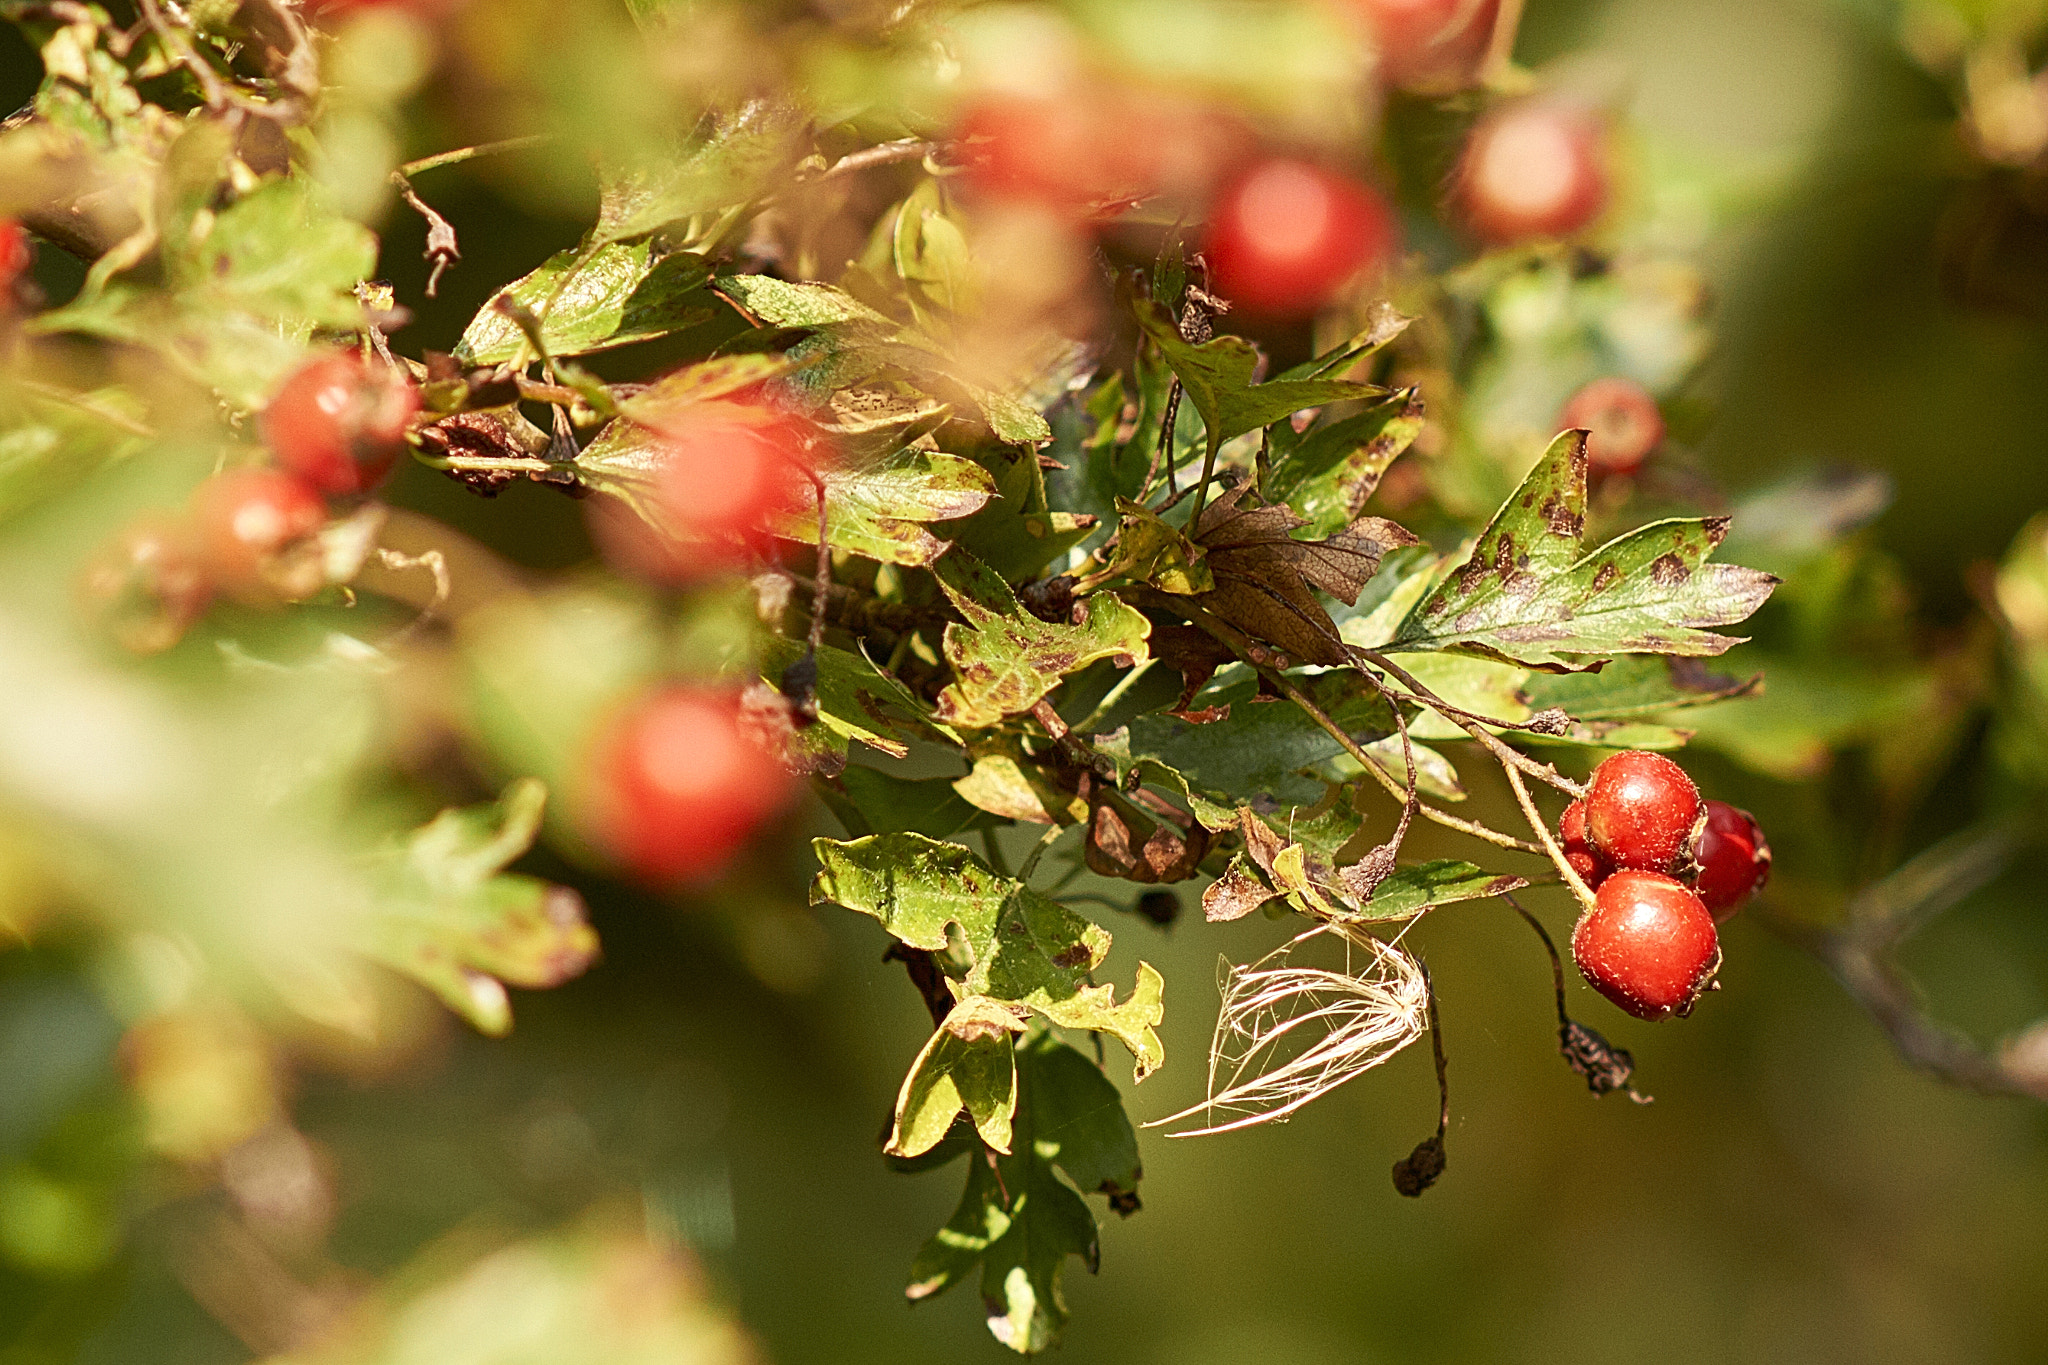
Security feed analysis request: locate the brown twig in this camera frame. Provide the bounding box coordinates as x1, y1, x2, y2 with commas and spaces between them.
390, 175, 460, 297
1358, 648, 1586, 798
1500, 760, 1599, 913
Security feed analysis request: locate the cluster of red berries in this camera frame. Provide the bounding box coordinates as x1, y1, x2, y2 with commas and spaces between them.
951, 9, 1614, 322
81, 351, 418, 652
1559, 751, 1771, 1021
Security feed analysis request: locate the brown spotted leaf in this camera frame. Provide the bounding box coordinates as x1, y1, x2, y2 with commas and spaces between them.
932, 550, 1151, 728
810, 833, 1164, 1078
1185, 482, 1417, 667
1387, 431, 1779, 671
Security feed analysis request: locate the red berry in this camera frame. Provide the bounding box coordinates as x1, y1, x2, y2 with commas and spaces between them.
1455, 101, 1611, 246
1583, 750, 1702, 874
1354, 0, 1500, 93
77, 515, 213, 654
586, 684, 795, 883
1572, 870, 1720, 1020
1203, 159, 1399, 318
0, 219, 31, 294
191, 468, 330, 602
631, 402, 813, 577
1691, 800, 1771, 921
262, 353, 419, 496
957, 89, 1242, 217
1560, 377, 1663, 476
1558, 798, 1611, 890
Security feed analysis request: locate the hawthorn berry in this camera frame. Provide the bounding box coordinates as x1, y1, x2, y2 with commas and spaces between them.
1558, 797, 1612, 891
1354, 0, 1499, 93
1583, 749, 1702, 875
262, 352, 420, 496
1560, 377, 1664, 476
1571, 870, 1720, 1020
633, 402, 815, 577
585, 684, 796, 883
1202, 159, 1398, 318
191, 468, 331, 603
77, 515, 213, 654
0, 219, 30, 295
1455, 100, 1611, 246
1691, 799, 1771, 921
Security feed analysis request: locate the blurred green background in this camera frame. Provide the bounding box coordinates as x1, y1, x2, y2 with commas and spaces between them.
5, 1, 2048, 1362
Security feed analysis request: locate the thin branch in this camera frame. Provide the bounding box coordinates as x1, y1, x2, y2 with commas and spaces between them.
1359, 648, 1586, 798
390, 175, 460, 297
1501, 760, 1599, 913
1147, 378, 1184, 498
1015, 824, 1066, 883
815, 137, 950, 180
399, 136, 550, 179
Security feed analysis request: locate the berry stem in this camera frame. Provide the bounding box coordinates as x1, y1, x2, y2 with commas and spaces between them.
1357, 648, 1586, 797
1501, 760, 1600, 913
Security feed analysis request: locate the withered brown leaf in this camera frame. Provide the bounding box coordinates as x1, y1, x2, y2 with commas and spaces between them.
1186, 482, 1417, 666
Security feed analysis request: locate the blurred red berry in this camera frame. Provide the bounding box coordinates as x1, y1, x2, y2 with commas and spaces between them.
1558, 797, 1612, 891
262, 352, 419, 496
1584, 749, 1702, 875
617, 402, 814, 578
958, 89, 1244, 217
586, 684, 796, 883
78, 515, 213, 654
1456, 101, 1611, 246
0, 219, 31, 294
1561, 377, 1664, 476
192, 468, 331, 603
1203, 159, 1398, 318
1572, 869, 1721, 1020
1355, 0, 1500, 93
1691, 800, 1771, 920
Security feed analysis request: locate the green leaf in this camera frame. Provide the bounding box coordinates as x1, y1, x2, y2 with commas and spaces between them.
592, 103, 808, 247
1266, 390, 1425, 538
714, 274, 1053, 443
1100, 673, 1395, 827
1130, 296, 1387, 460
761, 638, 947, 765
1019, 1032, 1142, 1207
1346, 860, 1531, 922
905, 1034, 1140, 1353
1087, 498, 1214, 594
908, 1108, 1097, 1354
766, 449, 997, 567
1388, 431, 1780, 670
821, 765, 1009, 838
364, 780, 598, 1036
931, 551, 1151, 729
888, 996, 1026, 1158
170, 178, 376, 331
947, 447, 1100, 582
455, 242, 712, 366
809, 832, 1163, 1078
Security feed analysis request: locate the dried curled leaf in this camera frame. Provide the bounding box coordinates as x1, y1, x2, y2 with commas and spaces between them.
1186, 482, 1417, 667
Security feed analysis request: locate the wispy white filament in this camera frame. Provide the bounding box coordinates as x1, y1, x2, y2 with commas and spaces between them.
1149, 922, 1428, 1138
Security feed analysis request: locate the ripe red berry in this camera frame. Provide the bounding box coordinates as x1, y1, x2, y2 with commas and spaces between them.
1690, 799, 1771, 921
1572, 870, 1720, 1020
1560, 377, 1663, 476
1355, 0, 1500, 93
1558, 797, 1612, 890
191, 468, 330, 602
1203, 159, 1399, 318
262, 352, 419, 496
628, 402, 813, 577
586, 684, 796, 883
1583, 750, 1702, 875
1455, 101, 1611, 246
0, 219, 31, 295
78, 515, 213, 654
